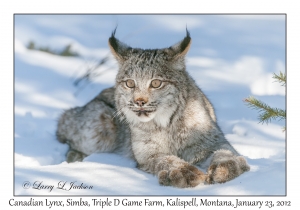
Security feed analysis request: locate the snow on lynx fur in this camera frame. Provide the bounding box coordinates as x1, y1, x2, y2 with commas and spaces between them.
56, 29, 250, 188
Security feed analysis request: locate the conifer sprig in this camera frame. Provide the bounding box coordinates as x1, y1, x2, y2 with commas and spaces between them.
244, 96, 286, 124
244, 71, 286, 131
272, 72, 286, 86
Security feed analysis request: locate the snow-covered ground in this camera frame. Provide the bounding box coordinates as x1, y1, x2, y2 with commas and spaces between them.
14, 15, 286, 196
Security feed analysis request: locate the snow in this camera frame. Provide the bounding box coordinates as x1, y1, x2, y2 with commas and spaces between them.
14, 15, 286, 196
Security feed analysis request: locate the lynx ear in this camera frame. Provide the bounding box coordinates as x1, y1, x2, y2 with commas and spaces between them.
108, 28, 131, 63
165, 29, 191, 61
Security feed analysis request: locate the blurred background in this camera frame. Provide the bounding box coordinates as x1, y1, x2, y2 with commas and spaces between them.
14, 14, 286, 142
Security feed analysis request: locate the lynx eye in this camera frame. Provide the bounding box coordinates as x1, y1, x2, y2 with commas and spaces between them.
151, 79, 162, 88
126, 79, 135, 88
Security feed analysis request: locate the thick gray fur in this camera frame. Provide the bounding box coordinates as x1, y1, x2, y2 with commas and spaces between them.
56, 30, 250, 188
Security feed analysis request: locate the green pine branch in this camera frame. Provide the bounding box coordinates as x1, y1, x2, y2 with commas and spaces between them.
244, 71, 286, 131
244, 96, 286, 125
26, 41, 79, 57
273, 72, 286, 86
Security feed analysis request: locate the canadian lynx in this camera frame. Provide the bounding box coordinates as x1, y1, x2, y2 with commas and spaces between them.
56, 29, 250, 188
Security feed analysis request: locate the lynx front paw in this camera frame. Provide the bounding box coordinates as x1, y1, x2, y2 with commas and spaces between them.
206, 153, 250, 184
66, 149, 87, 163
158, 164, 206, 188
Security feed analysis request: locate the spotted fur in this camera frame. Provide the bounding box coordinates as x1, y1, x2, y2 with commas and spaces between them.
56, 29, 250, 187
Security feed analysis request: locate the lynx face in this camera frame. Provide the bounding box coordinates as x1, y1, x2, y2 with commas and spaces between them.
115, 57, 180, 127
109, 29, 191, 127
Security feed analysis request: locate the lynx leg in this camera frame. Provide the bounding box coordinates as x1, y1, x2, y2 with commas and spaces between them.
138, 155, 206, 188
56, 92, 119, 162
157, 161, 207, 188
206, 150, 250, 184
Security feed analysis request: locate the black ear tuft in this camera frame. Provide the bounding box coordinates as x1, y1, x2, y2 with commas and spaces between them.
112, 26, 117, 36
108, 27, 131, 63
108, 26, 119, 54
179, 28, 191, 53
166, 28, 192, 61
111, 26, 118, 42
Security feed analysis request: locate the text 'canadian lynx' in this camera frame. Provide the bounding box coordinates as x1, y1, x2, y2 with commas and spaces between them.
56, 29, 250, 188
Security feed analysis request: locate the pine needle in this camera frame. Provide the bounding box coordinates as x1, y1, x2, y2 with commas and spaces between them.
244, 96, 286, 125
273, 72, 286, 86
244, 71, 286, 131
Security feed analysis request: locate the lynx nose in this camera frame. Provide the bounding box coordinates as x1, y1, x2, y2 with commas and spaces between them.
135, 98, 147, 107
